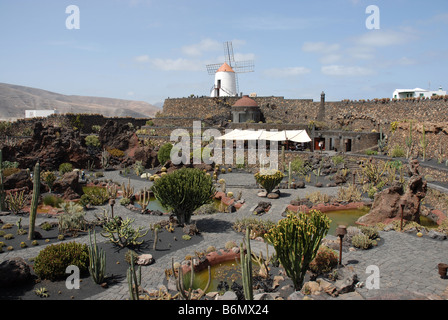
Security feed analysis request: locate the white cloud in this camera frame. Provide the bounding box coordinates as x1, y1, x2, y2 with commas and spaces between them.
321, 65, 375, 77
181, 39, 221, 57
302, 42, 340, 54
151, 58, 204, 71
302, 42, 342, 64
354, 30, 416, 47
134, 55, 150, 63
264, 67, 311, 78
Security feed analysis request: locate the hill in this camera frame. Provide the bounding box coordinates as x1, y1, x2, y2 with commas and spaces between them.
0, 83, 160, 119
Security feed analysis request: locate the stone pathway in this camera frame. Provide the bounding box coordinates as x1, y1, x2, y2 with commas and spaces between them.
1, 170, 447, 300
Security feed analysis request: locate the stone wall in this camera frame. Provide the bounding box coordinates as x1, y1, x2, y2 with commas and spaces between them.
8, 114, 149, 135
162, 96, 448, 134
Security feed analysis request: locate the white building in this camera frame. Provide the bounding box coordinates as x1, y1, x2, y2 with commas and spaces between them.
393, 86, 446, 99
25, 109, 57, 118
210, 63, 237, 97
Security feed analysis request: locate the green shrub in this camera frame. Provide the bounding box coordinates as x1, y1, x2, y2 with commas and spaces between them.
254, 169, 284, 194
42, 194, 63, 208
58, 202, 86, 236
33, 242, 90, 281
359, 226, 379, 240
389, 145, 405, 158
2, 161, 19, 169
264, 210, 331, 290
291, 158, 310, 176
59, 163, 73, 175
151, 168, 215, 225
85, 135, 101, 148
82, 186, 109, 206
41, 171, 57, 193
232, 218, 276, 238
157, 143, 173, 165
365, 150, 378, 156
331, 155, 345, 166
309, 245, 338, 275
351, 233, 376, 249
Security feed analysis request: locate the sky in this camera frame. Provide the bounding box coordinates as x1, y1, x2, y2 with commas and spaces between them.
0, 0, 447, 106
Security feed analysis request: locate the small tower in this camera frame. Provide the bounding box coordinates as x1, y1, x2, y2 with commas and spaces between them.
211, 63, 237, 97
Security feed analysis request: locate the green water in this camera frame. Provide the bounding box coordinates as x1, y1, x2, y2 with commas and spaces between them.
183, 259, 260, 293
324, 207, 370, 236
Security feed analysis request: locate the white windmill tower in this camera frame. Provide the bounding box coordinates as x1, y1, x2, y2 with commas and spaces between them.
207, 41, 254, 97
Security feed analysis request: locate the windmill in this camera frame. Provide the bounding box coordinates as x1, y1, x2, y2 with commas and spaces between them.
206, 41, 254, 97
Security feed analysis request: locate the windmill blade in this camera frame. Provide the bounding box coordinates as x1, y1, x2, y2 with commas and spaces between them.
206, 63, 223, 75
223, 41, 235, 65
233, 60, 255, 73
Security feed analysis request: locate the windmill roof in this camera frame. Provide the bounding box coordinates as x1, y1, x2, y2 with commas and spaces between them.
233, 95, 258, 107
216, 62, 235, 73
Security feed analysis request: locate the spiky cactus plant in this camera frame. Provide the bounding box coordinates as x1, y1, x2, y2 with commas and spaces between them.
88, 230, 106, 284
420, 124, 428, 162
151, 168, 215, 226
240, 227, 254, 300
264, 210, 330, 290
127, 258, 142, 300
28, 162, 40, 240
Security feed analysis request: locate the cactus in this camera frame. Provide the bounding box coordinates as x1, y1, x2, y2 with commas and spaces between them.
88, 230, 107, 284
153, 226, 159, 251
101, 149, 110, 170
127, 258, 142, 300
419, 124, 428, 162
0, 150, 4, 211
137, 187, 150, 213
281, 145, 285, 171
405, 121, 413, 159
120, 178, 134, 200
288, 162, 292, 189
240, 227, 254, 300
172, 257, 211, 300
28, 162, 40, 240
378, 125, 386, 154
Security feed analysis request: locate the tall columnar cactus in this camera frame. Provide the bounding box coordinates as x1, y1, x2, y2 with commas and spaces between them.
88, 230, 107, 284
240, 227, 254, 300
0, 150, 4, 212
405, 121, 413, 159
288, 162, 292, 189
127, 259, 142, 300
28, 162, 40, 240
420, 124, 428, 162
264, 210, 331, 290
378, 126, 386, 154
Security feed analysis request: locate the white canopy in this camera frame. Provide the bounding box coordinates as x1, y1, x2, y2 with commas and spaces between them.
217, 129, 311, 143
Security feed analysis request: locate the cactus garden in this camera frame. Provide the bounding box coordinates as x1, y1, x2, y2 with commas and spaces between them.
1, 118, 448, 302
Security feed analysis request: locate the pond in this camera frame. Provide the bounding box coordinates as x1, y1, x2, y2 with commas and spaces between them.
323, 206, 438, 236
182, 259, 260, 293
324, 207, 370, 236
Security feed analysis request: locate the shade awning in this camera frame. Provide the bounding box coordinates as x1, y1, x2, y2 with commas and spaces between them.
217, 129, 311, 143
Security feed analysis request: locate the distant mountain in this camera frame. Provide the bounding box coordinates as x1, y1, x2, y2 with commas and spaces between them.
0, 83, 161, 120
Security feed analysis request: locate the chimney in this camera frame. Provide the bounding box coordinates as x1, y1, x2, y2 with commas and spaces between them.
317, 91, 325, 122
